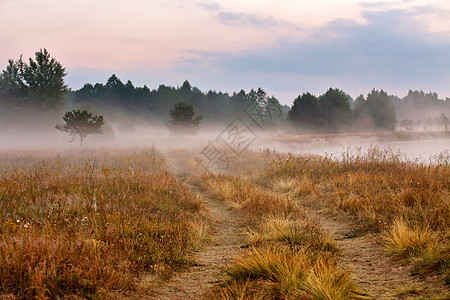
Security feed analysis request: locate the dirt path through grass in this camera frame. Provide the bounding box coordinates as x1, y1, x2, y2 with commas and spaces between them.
303, 204, 445, 299
150, 185, 245, 299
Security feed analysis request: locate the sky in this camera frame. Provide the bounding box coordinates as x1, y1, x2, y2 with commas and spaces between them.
0, 0, 449, 105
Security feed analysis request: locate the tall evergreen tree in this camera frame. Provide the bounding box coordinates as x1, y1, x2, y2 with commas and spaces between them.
22, 49, 68, 110
0, 49, 68, 111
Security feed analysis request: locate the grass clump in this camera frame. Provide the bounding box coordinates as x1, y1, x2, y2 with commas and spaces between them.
385, 218, 450, 281
384, 218, 436, 259
305, 260, 355, 300
203, 175, 302, 224
227, 247, 355, 299
247, 215, 336, 252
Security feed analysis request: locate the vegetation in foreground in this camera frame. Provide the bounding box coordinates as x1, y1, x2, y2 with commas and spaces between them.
0, 148, 209, 299
1, 145, 448, 299
251, 147, 449, 284
179, 145, 448, 298
200, 174, 360, 299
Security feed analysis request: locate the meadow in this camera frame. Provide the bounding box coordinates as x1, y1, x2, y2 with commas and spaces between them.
176, 145, 449, 298
254, 146, 449, 277
0, 145, 448, 299
0, 148, 209, 299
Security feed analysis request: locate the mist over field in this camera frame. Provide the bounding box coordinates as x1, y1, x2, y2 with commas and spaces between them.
1, 1, 450, 299
1, 50, 449, 163
1, 74, 448, 163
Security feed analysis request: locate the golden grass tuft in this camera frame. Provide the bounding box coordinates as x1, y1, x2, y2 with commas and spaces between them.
385, 218, 450, 280
304, 260, 355, 300
227, 247, 308, 293
384, 218, 436, 259
203, 175, 303, 225
272, 178, 298, 194
247, 215, 336, 253
220, 279, 270, 300
226, 247, 355, 299
247, 215, 308, 244
272, 175, 314, 199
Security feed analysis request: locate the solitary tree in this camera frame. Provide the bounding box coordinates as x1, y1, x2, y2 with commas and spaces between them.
56, 110, 104, 146
166, 102, 202, 136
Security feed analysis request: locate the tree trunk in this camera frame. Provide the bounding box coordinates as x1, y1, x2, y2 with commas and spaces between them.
80, 135, 84, 147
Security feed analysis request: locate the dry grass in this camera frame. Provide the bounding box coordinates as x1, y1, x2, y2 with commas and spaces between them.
385, 218, 436, 259
272, 175, 314, 199
220, 279, 270, 300
226, 246, 355, 299
257, 147, 449, 232
305, 260, 355, 300
203, 175, 302, 224
253, 147, 449, 281
0, 148, 208, 299
246, 215, 335, 252
384, 218, 450, 279
201, 174, 358, 299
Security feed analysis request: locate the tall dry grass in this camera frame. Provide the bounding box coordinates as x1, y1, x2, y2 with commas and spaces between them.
0, 148, 208, 299
254, 147, 449, 280
202, 175, 358, 299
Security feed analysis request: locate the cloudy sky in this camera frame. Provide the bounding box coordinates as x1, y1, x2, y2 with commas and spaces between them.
1, 0, 449, 104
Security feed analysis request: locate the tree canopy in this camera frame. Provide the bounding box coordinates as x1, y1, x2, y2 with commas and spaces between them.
55, 110, 104, 146
317, 88, 352, 132
166, 102, 203, 136
0, 49, 68, 111
353, 90, 397, 130
288, 93, 319, 132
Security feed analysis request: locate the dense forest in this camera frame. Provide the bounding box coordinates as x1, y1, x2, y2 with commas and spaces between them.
1, 49, 449, 135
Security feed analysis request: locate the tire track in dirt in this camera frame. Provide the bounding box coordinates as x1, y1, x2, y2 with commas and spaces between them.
302, 203, 446, 299
150, 185, 245, 299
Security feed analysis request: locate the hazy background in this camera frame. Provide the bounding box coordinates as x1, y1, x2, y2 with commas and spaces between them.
0, 0, 449, 163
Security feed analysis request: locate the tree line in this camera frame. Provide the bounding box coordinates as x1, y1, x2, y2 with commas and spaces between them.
1, 49, 449, 137
71, 76, 286, 126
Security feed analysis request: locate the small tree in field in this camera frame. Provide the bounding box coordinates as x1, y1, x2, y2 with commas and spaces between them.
56, 110, 104, 146
166, 102, 202, 136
